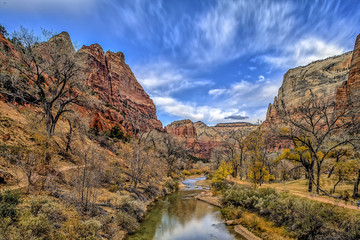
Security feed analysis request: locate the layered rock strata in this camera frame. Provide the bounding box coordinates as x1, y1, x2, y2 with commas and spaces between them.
165, 120, 256, 159
0, 32, 162, 135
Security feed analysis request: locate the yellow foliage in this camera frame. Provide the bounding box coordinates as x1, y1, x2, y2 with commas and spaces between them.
212, 161, 233, 183
248, 161, 271, 183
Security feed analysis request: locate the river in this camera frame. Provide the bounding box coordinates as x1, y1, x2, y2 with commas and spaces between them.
127, 176, 244, 240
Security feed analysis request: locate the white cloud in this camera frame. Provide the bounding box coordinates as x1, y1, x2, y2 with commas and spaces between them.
209, 89, 226, 96
153, 96, 241, 124
263, 37, 345, 68
133, 61, 213, 95
188, 0, 295, 66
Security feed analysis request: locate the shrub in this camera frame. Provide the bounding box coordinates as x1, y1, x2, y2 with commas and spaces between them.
117, 195, 146, 220
109, 184, 120, 193
221, 183, 360, 239
164, 179, 179, 192
18, 212, 52, 239
30, 197, 65, 223
115, 211, 139, 234
78, 219, 102, 239
221, 205, 242, 220
0, 190, 21, 220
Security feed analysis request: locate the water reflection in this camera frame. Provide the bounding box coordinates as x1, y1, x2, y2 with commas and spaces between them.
127, 177, 242, 240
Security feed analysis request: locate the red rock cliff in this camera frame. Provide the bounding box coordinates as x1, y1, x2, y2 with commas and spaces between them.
0, 32, 162, 134
336, 34, 360, 106
76, 43, 162, 133
165, 120, 256, 159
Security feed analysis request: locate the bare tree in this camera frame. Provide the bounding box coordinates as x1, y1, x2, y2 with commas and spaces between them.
72, 147, 100, 212
275, 94, 359, 194
0, 27, 80, 136
226, 130, 248, 179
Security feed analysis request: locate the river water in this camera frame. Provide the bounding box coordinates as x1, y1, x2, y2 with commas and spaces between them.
127, 176, 243, 240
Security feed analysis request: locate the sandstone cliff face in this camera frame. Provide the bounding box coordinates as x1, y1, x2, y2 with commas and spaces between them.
0, 32, 162, 134
264, 37, 359, 151
165, 120, 256, 159
76, 42, 162, 133
336, 34, 360, 105
266, 51, 352, 125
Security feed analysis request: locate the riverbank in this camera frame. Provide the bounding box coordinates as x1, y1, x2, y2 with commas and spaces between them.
127, 176, 241, 240
194, 179, 264, 240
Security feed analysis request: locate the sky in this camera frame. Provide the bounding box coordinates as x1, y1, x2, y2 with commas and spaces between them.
1, 0, 360, 126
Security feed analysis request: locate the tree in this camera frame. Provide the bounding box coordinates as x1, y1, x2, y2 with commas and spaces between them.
150, 133, 185, 177
72, 147, 100, 212
120, 141, 151, 188
212, 161, 233, 183
226, 130, 248, 179
275, 94, 359, 194
331, 160, 356, 194
245, 126, 272, 186
0, 24, 8, 37
1, 27, 80, 137
277, 139, 315, 192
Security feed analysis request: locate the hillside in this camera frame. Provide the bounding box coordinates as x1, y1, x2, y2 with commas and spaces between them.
0, 29, 179, 240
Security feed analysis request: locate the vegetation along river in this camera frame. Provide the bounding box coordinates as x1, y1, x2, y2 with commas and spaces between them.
127, 176, 244, 240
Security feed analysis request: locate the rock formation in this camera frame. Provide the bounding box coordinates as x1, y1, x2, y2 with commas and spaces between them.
264, 35, 360, 151
266, 51, 352, 125
336, 34, 360, 106
165, 120, 256, 159
76, 42, 162, 133
0, 32, 162, 135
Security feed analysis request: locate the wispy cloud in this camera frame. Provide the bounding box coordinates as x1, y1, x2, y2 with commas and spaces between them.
263, 37, 345, 68
133, 61, 213, 96
209, 89, 226, 96
153, 96, 242, 124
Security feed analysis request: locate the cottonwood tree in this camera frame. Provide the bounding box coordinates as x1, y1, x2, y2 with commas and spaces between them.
277, 138, 316, 192
245, 126, 271, 186
276, 94, 360, 194
226, 130, 248, 179
0, 27, 80, 137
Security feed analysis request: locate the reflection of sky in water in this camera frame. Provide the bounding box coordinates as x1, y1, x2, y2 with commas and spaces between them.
155, 207, 236, 240
181, 176, 207, 190
127, 177, 241, 240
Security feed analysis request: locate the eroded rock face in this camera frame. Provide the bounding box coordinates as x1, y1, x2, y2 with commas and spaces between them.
76, 43, 162, 133
264, 40, 356, 151
336, 34, 360, 106
165, 120, 256, 159
0, 32, 162, 134
266, 51, 352, 124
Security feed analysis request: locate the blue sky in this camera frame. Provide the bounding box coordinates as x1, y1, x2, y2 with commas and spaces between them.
1, 0, 360, 126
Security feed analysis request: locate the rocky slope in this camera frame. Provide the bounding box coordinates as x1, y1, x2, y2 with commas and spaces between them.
266, 51, 352, 125
264, 34, 360, 151
0, 32, 162, 135
165, 120, 256, 159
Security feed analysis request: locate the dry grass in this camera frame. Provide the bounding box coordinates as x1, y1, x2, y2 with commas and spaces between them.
262, 177, 353, 196
236, 211, 294, 240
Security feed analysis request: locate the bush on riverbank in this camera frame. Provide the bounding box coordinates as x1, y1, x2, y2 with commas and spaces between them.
220, 183, 360, 239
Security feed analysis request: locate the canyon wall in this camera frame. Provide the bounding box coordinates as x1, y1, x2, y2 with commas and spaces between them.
0, 32, 162, 135
165, 120, 256, 159
264, 34, 360, 151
